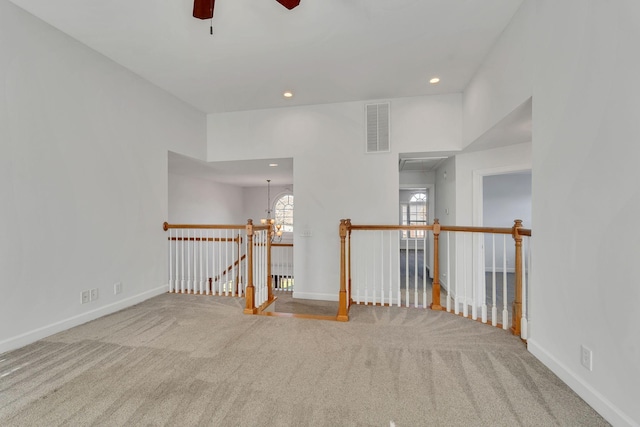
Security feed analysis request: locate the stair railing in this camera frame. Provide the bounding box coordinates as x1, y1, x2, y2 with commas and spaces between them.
338, 219, 532, 338
163, 220, 278, 315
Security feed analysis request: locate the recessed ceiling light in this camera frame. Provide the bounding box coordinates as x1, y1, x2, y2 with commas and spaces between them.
429, 77, 440, 84
283, 91, 293, 98
269, 163, 278, 167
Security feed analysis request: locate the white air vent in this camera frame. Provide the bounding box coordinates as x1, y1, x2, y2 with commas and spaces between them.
366, 102, 390, 153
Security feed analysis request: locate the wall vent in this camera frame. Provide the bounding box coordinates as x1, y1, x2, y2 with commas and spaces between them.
365, 102, 390, 153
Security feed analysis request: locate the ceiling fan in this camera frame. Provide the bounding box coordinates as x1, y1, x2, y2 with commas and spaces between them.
193, 0, 300, 21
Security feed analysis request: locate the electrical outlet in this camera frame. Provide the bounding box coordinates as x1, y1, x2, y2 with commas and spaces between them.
581, 345, 593, 371
81, 290, 90, 304
114, 282, 122, 295
90, 288, 99, 302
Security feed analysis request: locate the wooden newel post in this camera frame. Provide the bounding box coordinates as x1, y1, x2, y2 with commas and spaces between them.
511, 219, 523, 336
244, 220, 257, 314
347, 220, 352, 307
430, 219, 442, 310
337, 219, 349, 321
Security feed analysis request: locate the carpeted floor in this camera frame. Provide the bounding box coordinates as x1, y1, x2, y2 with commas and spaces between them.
0, 293, 609, 426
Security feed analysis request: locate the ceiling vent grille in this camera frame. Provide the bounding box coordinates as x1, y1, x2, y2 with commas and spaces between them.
366, 102, 390, 153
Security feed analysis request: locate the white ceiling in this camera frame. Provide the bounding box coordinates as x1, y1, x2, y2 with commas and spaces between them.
10, 0, 523, 114
11, 0, 526, 186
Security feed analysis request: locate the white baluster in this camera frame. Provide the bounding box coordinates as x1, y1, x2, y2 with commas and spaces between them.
405, 235, 409, 308
168, 229, 173, 293
218, 230, 223, 295
502, 235, 508, 330
397, 230, 401, 307
199, 230, 203, 294
463, 233, 468, 318
372, 233, 376, 305
388, 231, 393, 305
353, 235, 358, 303
181, 229, 185, 293
491, 234, 497, 327
365, 234, 370, 305
446, 232, 451, 312
521, 237, 528, 340
414, 237, 418, 308
206, 230, 210, 295
481, 233, 487, 323
193, 230, 197, 293
454, 233, 459, 315
379, 231, 384, 306
224, 229, 228, 296
422, 232, 427, 309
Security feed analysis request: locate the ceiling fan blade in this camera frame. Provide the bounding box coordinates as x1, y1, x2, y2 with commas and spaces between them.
193, 0, 215, 20
276, 0, 300, 10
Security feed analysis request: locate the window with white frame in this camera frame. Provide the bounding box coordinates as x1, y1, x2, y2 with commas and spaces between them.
401, 192, 427, 238
274, 194, 294, 232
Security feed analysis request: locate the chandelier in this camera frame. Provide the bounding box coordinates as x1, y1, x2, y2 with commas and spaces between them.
260, 179, 283, 241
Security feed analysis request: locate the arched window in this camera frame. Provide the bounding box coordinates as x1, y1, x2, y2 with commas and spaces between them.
401, 192, 428, 238
274, 194, 294, 232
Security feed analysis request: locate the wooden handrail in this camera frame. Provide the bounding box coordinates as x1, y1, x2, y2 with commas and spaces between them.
345, 222, 527, 236
272, 243, 294, 247
213, 254, 247, 283
163, 222, 246, 231
167, 237, 240, 243
441, 225, 513, 234
348, 224, 435, 231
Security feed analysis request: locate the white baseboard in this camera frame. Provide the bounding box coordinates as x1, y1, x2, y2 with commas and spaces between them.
527, 339, 638, 427
0, 285, 169, 355
292, 291, 338, 302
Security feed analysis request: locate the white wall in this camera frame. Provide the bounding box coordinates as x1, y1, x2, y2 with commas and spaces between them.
208, 95, 462, 300
168, 173, 244, 224
399, 170, 435, 187
462, 0, 534, 147
0, 0, 206, 353
527, 1, 640, 425
462, 0, 640, 424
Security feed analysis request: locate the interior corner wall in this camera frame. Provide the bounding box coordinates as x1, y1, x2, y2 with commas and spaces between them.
462, 0, 534, 147
0, 0, 206, 353
168, 174, 244, 224
527, 1, 640, 425
207, 95, 462, 300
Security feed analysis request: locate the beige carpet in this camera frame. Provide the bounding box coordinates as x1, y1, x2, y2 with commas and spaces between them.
0, 293, 609, 426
